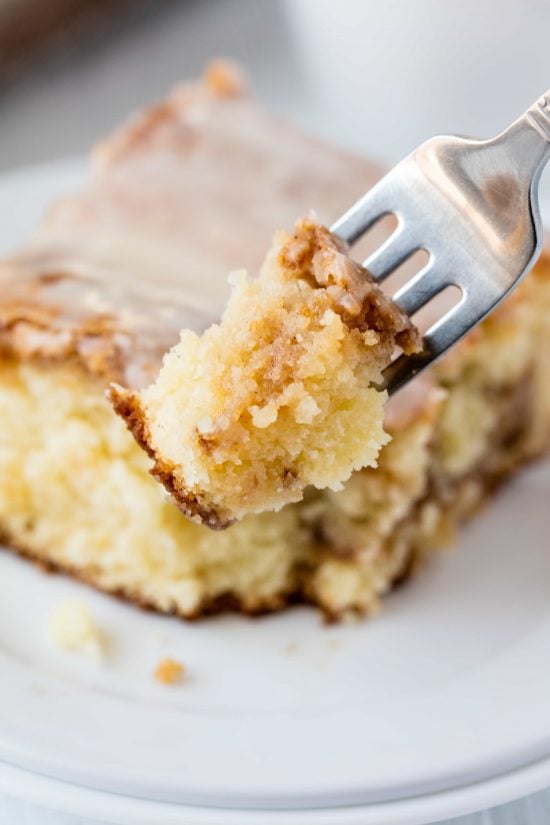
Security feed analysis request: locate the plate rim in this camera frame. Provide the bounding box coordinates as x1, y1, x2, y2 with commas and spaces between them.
2, 751, 550, 825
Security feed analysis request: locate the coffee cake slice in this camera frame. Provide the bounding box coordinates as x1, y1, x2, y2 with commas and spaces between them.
111, 219, 419, 528
1, 63, 549, 620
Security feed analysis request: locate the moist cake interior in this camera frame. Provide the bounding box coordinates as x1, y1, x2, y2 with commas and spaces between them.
111, 219, 420, 528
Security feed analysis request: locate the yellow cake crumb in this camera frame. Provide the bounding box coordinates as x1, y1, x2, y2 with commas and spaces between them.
154, 657, 185, 685
111, 219, 419, 528
47, 600, 103, 659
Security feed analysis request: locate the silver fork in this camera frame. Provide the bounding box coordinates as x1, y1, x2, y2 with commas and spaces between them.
331, 90, 550, 394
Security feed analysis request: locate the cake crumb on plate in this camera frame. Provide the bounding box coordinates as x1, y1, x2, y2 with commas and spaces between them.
47, 600, 103, 660
154, 657, 185, 685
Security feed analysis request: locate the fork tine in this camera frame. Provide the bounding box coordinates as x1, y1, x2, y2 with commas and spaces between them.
363, 226, 416, 281
330, 186, 390, 246
392, 261, 448, 316
383, 296, 468, 394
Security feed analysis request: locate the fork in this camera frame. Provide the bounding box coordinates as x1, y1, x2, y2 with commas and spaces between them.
331, 90, 550, 394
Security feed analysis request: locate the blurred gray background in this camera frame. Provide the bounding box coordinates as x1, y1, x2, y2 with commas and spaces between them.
1, 0, 549, 171
1, 0, 548, 210
0, 1, 549, 822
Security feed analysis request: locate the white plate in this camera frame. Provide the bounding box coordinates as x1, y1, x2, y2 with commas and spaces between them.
1, 159, 550, 824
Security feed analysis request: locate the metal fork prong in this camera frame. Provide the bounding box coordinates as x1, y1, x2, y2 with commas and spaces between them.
392, 261, 448, 316
330, 187, 391, 246
383, 297, 470, 394
363, 226, 416, 281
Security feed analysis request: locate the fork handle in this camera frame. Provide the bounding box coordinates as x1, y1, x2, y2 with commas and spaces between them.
502, 90, 550, 188
526, 90, 550, 144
